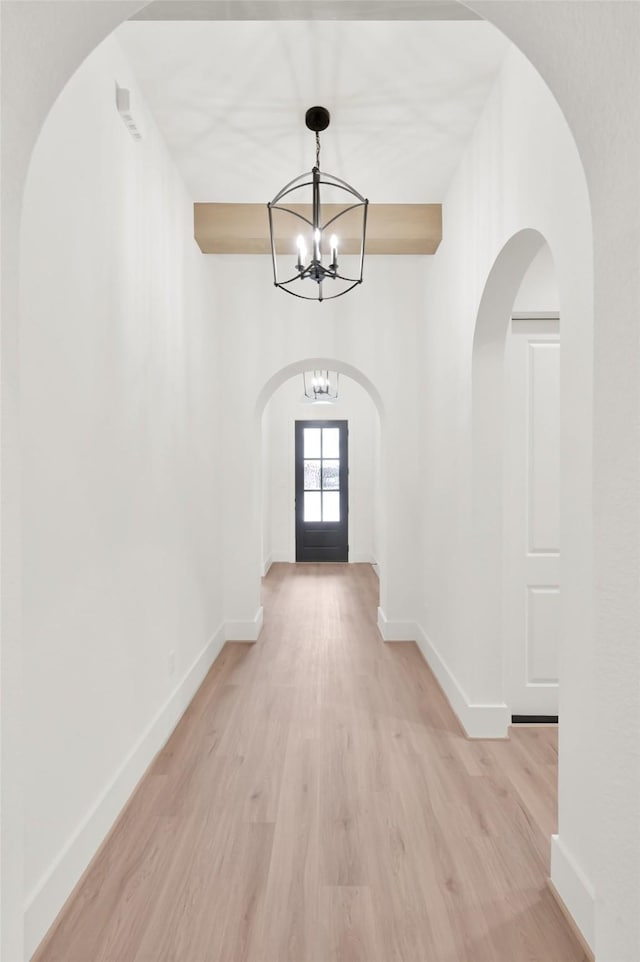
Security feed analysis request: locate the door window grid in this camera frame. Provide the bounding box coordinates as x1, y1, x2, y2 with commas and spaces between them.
303, 427, 341, 522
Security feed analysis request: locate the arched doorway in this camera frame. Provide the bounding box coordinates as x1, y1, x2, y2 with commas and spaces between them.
472, 230, 561, 719
3, 5, 607, 960
470, 227, 594, 948
256, 357, 385, 590
471, 229, 550, 721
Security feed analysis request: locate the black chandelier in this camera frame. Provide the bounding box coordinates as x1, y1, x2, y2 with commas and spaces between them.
267, 106, 368, 302
303, 370, 339, 403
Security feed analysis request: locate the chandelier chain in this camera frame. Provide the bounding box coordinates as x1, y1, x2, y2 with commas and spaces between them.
315, 131, 321, 169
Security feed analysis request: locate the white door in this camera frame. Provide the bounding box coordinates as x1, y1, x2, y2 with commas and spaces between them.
504, 315, 560, 717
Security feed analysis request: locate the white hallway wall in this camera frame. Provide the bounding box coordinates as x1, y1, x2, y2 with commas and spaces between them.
6, 24, 606, 962
467, 6, 640, 956
417, 38, 594, 949
262, 374, 379, 569
212, 255, 423, 639
19, 35, 224, 956
512, 243, 559, 313
3, 4, 640, 962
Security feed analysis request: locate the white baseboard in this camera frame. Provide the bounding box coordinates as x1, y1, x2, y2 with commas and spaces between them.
377, 606, 417, 641
24, 623, 226, 959
263, 552, 292, 574
550, 834, 595, 952
224, 605, 263, 641
377, 610, 509, 739
264, 555, 377, 572
414, 623, 509, 738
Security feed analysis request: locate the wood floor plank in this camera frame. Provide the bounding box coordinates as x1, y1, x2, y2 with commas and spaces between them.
317, 886, 382, 962
32, 563, 590, 962
250, 726, 321, 962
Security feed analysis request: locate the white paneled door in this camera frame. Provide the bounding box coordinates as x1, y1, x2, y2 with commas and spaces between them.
504, 316, 560, 716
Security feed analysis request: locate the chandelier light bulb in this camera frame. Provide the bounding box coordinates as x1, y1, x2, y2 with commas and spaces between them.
330, 234, 338, 268
296, 234, 307, 270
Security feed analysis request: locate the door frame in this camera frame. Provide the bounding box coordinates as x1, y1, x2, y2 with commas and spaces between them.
503, 313, 560, 717
295, 419, 349, 562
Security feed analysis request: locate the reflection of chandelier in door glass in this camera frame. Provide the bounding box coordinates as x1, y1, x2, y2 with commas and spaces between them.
303, 370, 339, 403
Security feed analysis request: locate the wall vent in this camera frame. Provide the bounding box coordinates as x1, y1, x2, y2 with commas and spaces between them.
116, 85, 142, 141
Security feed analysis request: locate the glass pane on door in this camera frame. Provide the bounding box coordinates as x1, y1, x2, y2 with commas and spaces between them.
304, 491, 322, 522
322, 491, 340, 522
322, 460, 340, 490
322, 428, 339, 459
304, 428, 321, 459
304, 460, 321, 489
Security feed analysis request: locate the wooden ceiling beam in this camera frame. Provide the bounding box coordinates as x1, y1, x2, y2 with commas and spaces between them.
194, 203, 442, 255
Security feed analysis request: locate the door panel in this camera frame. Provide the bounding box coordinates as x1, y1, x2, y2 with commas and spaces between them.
295, 420, 348, 562
526, 585, 560, 684
504, 318, 560, 715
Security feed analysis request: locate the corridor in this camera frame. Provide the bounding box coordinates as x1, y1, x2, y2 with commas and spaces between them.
33, 564, 587, 962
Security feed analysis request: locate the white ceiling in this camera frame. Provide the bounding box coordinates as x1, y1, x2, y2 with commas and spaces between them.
116, 15, 509, 203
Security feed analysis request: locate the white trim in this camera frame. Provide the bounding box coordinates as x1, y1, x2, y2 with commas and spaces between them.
414, 623, 509, 738
265, 555, 376, 573
264, 552, 292, 574
24, 623, 226, 959
511, 311, 560, 320
550, 834, 595, 952
132, 1, 482, 21
224, 605, 263, 641
380, 616, 509, 739
377, 607, 416, 641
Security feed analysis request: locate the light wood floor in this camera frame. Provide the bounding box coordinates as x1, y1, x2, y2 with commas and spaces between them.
34, 563, 588, 962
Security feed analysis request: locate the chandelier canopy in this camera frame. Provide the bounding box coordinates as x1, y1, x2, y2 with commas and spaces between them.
267, 107, 368, 302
